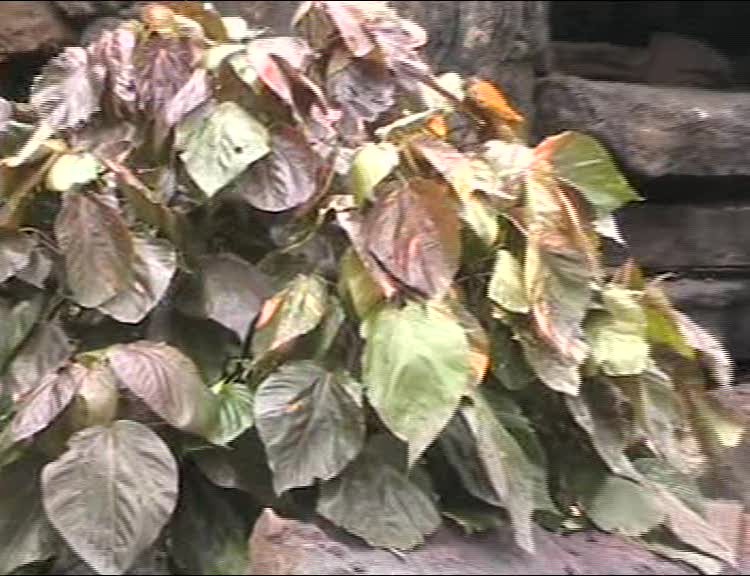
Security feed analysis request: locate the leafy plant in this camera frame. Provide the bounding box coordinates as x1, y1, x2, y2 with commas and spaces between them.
0, 1, 744, 574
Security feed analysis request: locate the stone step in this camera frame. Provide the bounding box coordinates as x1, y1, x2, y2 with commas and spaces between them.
536, 75, 750, 178
618, 202, 750, 270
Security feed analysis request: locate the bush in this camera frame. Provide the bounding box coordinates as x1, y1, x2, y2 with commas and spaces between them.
0, 2, 743, 574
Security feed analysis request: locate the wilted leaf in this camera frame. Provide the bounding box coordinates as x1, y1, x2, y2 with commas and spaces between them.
169, 469, 251, 576
12, 363, 83, 441
537, 131, 641, 217
208, 380, 254, 446
108, 341, 218, 437
585, 475, 665, 537
45, 153, 100, 193
0, 457, 57, 574
348, 142, 398, 203
55, 192, 134, 308
317, 435, 440, 550
179, 101, 270, 197
255, 361, 365, 494
4, 320, 72, 400
252, 274, 328, 361
586, 286, 649, 376
338, 248, 383, 318
0, 232, 36, 283
363, 301, 470, 465
566, 380, 640, 479
98, 236, 177, 324
488, 249, 529, 314
466, 78, 524, 129
30, 47, 105, 131
410, 136, 473, 201
42, 420, 178, 575
365, 178, 460, 298
178, 253, 271, 341
233, 126, 320, 212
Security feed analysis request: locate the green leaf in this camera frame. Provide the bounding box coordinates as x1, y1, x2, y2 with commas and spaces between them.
634, 458, 705, 515
478, 140, 534, 197
169, 469, 251, 576
586, 286, 649, 376
0, 456, 57, 574
363, 301, 471, 466
255, 361, 365, 494
251, 274, 328, 362
317, 435, 440, 550
98, 235, 177, 324
108, 341, 218, 437
178, 253, 272, 341
459, 192, 499, 246
348, 142, 399, 204
442, 506, 506, 535
541, 131, 642, 216
45, 153, 100, 192
338, 248, 383, 318
643, 284, 694, 359
585, 475, 665, 537
42, 421, 178, 575
55, 192, 134, 308
0, 232, 36, 283
566, 379, 640, 479
364, 178, 460, 298
0, 295, 44, 372
11, 362, 82, 441
233, 126, 321, 212
208, 380, 254, 446
641, 539, 724, 576
178, 101, 270, 197
489, 323, 535, 391
488, 249, 529, 313
518, 330, 581, 396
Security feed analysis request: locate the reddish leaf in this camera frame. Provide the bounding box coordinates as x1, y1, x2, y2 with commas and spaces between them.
12, 363, 83, 441
322, 1, 374, 57
55, 192, 135, 308
364, 178, 460, 298
88, 26, 137, 119
233, 126, 321, 212
162, 68, 211, 131
410, 135, 473, 202
243, 37, 313, 105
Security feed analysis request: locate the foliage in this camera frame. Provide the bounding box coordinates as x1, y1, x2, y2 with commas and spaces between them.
0, 1, 744, 574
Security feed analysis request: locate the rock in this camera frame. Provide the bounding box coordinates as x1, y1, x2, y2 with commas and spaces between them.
536, 75, 750, 178
644, 33, 733, 88
0, 2, 75, 62
54, 1, 132, 21
618, 202, 750, 270
248, 508, 699, 575
663, 277, 750, 362
550, 41, 649, 83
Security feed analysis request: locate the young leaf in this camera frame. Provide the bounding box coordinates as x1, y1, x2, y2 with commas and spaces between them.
55, 192, 135, 308
42, 420, 178, 575
30, 47, 105, 131
255, 360, 365, 494
252, 274, 328, 361
208, 380, 254, 446
11, 362, 83, 441
363, 301, 471, 465
232, 126, 320, 212
177, 253, 272, 341
586, 286, 649, 376
537, 131, 642, 217
0, 457, 57, 575
585, 475, 665, 537
45, 153, 100, 193
0, 232, 36, 283
317, 435, 440, 550
488, 249, 529, 314
178, 101, 270, 197
348, 142, 399, 204
98, 236, 177, 324
169, 468, 251, 576
108, 341, 218, 437
364, 178, 460, 298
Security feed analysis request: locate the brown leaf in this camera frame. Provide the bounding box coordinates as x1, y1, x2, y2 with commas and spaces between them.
364, 178, 460, 298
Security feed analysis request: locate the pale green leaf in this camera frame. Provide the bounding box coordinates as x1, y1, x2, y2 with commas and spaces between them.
585, 475, 665, 537
338, 248, 383, 319
518, 330, 581, 395
45, 153, 100, 192
208, 380, 254, 446
363, 302, 471, 465
42, 421, 178, 575
203, 44, 244, 71
0, 295, 43, 371
255, 361, 365, 494
179, 101, 270, 197
317, 435, 440, 550
488, 249, 529, 313
459, 192, 499, 246
348, 142, 399, 204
